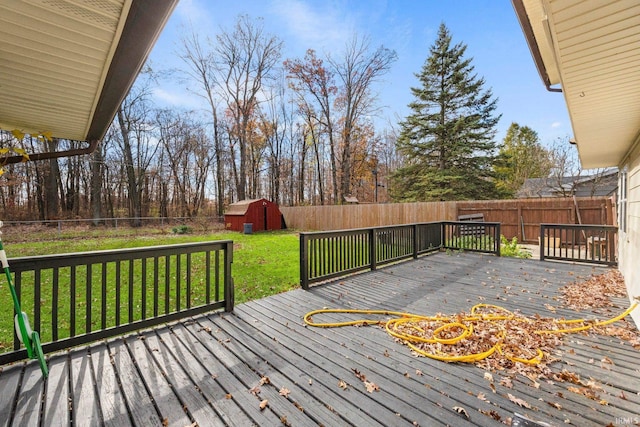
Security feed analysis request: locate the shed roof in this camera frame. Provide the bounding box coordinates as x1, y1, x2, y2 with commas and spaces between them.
0, 0, 177, 162
225, 199, 266, 216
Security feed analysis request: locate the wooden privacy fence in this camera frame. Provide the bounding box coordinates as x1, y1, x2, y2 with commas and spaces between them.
456, 198, 614, 244
0, 241, 234, 365
282, 197, 614, 244
300, 221, 500, 288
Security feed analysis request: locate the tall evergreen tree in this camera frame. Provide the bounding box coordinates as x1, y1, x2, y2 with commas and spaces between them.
391, 23, 501, 201
494, 122, 552, 198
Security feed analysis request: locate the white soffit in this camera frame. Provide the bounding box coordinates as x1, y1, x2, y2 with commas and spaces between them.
542, 0, 640, 168
0, 0, 130, 141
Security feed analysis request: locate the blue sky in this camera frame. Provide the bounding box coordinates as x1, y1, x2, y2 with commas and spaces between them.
148, 0, 573, 146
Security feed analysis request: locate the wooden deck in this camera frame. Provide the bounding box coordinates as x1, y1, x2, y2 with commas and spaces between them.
1, 252, 639, 426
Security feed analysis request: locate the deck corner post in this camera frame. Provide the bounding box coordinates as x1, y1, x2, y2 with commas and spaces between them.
412, 224, 419, 259
495, 223, 501, 257
539, 225, 545, 261
300, 233, 309, 290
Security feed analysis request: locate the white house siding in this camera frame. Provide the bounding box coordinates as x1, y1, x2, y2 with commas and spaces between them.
619, 142, 640, 327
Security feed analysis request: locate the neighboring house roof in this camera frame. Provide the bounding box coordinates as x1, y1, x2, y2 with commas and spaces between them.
517, 169, 619, 198
0, 0, 178, 162
512, 0, 640, 168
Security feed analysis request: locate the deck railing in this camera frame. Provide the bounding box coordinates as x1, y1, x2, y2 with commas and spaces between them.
540, 224, 618, 266
300, 221, 500, 289
0, 241, 234, 365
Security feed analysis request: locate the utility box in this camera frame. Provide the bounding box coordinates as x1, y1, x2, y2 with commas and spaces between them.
224, 199, 284, 232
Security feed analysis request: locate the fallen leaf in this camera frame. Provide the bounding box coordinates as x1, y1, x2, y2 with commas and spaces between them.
259, 399, 268, 410
478, 408, 501, 420
365, 380, 379, 393
249, 386, 260, 395
279, 387, 291, 398
477, 392, 487, 401
500, 377, 513, 389
260, 376, 271, 385
507, 393, 531, 408
484, 372, 494, 383
338, 380, 348, 390
547, 401, 562, 410
225, 394, 232, 400
352, 368, 366, 381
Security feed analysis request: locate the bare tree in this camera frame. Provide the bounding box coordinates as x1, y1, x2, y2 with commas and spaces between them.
285, 49, 338, 203
328, 35, 396, 201
286, 36, 396, 203
157, 109, 212, 217
178, 30, 226, 216
548, 138, 582, 197
216, 15, 283, 201
113, 74, 160, 226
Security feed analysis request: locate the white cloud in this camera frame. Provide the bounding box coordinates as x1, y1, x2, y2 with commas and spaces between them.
551, 121, 562, 128
174, 0, 217, 34
153, 87, 202, 109
270, 0, 354, 51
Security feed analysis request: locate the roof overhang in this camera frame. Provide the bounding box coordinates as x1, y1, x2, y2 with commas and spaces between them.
0, 0, 178, 163
512, 0, 640, 168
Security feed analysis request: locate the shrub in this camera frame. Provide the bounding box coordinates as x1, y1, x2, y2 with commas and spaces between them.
500, 235, 531, 259
171, 225, 193, 235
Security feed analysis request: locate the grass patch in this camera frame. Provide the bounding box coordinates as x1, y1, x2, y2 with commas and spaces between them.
0, 227, 300, 351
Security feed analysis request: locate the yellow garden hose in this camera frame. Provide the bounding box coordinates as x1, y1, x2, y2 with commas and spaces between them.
304, 302, 639, 365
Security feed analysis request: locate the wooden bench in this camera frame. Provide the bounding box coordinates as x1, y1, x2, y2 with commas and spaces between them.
457, 213, 485, 238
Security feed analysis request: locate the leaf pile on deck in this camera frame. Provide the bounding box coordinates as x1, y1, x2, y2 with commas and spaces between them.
390, 270, 639, 382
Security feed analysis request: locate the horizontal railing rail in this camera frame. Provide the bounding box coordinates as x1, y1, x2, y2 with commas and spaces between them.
0, 241, 234, 365
300, 221, 500, 289
540, 224, 618, 266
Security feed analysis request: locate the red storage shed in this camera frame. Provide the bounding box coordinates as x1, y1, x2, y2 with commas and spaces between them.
224, 199, 284, 232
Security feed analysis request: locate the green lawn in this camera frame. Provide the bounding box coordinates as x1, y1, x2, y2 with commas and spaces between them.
0, 228, 300, 351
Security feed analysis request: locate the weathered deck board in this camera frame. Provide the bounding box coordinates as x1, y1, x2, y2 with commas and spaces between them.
1, 252, 639, 426
42, 355, 69, 426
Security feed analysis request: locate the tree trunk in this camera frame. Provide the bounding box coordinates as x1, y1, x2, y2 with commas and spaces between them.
43, 139, 61, 220
117, 109, 142, 227
90, 142, 103, 225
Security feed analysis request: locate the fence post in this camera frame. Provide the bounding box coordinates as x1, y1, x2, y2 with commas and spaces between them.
224, 241, 234, 312
300, 233, 309, 290
495, 223, 501, 256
